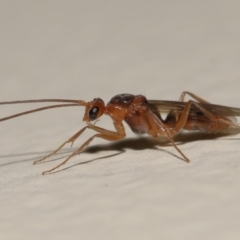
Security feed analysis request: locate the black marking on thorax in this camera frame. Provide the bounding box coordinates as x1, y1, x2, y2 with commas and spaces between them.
110, 94, 135, 105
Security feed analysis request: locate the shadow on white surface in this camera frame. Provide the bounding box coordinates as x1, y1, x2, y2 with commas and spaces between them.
1, 129, 240, 173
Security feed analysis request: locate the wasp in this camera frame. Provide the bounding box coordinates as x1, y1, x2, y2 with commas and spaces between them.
1, 91, 240, 175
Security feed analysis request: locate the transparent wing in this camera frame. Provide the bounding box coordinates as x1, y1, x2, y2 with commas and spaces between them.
148, 100, 240, 120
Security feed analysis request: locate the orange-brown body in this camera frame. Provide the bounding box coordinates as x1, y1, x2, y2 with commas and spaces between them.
1, 91, 240, 174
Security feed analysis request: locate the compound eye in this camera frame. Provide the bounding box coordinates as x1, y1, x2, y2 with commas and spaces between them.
89, 106, 99, 120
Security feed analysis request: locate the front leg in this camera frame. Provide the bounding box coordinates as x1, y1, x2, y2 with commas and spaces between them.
34, 126, 89, 165
42, 121, 126, 175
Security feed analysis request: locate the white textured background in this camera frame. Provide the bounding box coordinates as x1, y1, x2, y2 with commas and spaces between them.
1, 1, 240, 239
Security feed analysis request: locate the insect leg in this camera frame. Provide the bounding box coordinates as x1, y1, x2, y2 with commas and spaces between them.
42, 122, 126, 175
178, 92, 240, 128
179, 91, 210, 103
172, 91, 211, 121
146, 110, 190, 162
148, 98, 240, 162
34, 126, 88, 164
173, 100, 240, 135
